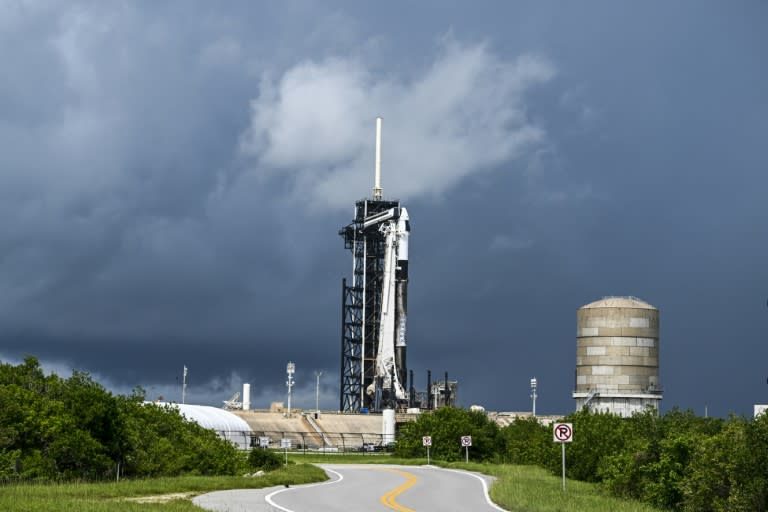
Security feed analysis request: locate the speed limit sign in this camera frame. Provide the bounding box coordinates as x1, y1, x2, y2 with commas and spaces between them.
461, 435, 472, 447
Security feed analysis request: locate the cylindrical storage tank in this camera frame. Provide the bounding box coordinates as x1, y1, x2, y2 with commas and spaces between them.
573, 296, 662, 417
242, 383, 251, 411
382, 409, 396, 445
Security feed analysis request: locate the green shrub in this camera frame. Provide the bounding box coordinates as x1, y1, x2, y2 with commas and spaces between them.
500, 416, 555, 466
0, 357, 244, 481
596, 408, 725, 510
549, 409, 627, 482
682, 415, 768, 511
394, 407, 500, 462
248, 448, 284, 471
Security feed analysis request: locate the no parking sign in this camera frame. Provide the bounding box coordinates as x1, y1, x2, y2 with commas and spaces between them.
552, 423, 573, 490
553, 423, 573, 443
460, 435, 472, 462
423, 436, 432, 464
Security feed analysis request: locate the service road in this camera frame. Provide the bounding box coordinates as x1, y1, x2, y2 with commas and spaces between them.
193, 464, 506, 512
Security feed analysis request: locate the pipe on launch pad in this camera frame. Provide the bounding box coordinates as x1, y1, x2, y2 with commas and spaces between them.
427, 370, 432, 410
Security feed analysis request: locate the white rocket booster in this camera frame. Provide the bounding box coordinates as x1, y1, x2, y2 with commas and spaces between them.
366, 206, 410, 402
394, 208, 409, 390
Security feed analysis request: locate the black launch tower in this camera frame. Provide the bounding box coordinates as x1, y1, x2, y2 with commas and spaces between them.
339, 198, 401, 412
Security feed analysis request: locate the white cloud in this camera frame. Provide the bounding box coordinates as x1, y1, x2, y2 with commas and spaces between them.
242, 58, 370, 168
240, 39, 555, 209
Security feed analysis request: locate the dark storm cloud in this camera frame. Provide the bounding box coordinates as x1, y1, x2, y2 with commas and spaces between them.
0, 2, 766, 415
0, 2, 318, 376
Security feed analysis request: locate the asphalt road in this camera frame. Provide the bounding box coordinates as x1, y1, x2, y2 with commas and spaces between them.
192, 464, 507, 511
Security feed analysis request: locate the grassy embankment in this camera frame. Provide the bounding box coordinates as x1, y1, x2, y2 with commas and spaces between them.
455, 462, 660, 512
0, 464, 325, 512
2, 454, 660, 512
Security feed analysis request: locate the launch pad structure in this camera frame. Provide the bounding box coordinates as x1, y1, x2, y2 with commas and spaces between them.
339, 118, 411, 413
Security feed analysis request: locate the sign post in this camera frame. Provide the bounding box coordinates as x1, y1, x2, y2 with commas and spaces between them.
553, 423, 573, 491
280, 438, 292, 466
461, 435, 472, 463
422, 436, 432, 465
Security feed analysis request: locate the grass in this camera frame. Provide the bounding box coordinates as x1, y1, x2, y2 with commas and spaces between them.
437, 462, 661, 512
1, 456, 662, 512
0, 463, 326, 512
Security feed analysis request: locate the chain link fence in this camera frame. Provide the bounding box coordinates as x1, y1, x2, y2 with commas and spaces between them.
218, 431, 396, 453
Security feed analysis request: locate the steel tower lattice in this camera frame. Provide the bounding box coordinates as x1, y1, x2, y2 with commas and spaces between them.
339, 198, 400, 412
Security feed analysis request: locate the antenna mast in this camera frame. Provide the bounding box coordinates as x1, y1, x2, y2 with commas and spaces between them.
286, 362, 296, 417
373, 117, 383, 199
182, 365, 188, 404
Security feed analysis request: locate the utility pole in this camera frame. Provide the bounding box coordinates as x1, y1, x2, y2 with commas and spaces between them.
315, 370, 323, 416
182, 366, 188, 404
286, 362, 295, 417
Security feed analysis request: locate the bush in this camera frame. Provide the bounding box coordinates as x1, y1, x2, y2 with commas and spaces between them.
682, 415, 768, 511
0, 357, 245, 480
597, 408, 725, 510
248, 448, 284, 471
549, 409, 627, 482
500, 416, 555, 466
394, 407, 500, 462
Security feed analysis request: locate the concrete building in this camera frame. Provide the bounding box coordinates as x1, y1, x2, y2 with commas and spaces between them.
573, 296, 662, 417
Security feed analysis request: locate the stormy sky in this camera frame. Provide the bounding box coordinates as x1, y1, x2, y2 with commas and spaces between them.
1, 1, 766, 417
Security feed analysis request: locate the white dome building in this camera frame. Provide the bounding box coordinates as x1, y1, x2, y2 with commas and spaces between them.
153, 402, 252, 449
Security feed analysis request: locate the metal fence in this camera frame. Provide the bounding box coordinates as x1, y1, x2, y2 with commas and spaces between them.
217, 431, 395, 453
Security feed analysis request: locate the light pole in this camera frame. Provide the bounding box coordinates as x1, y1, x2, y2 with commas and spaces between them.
286, 362, 295, 417
314, 371, 324, 416
530, 377, 538, 417
182, 365, 188, 404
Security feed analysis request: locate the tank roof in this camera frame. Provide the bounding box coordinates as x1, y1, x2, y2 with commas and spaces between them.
580, 296, 657, 310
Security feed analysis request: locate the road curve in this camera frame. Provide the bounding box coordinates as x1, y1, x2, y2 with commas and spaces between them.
193, 464, 506, 512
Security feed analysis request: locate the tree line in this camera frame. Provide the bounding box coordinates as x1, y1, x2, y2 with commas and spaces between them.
394, 405, 768, 511
5, 355, 765, 509
0, 357, 243, 480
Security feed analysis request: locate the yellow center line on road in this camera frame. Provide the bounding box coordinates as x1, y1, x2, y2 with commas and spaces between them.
378, 468, 419, 512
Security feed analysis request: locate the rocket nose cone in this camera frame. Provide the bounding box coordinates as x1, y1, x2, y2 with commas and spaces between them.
397, 207, 410, 236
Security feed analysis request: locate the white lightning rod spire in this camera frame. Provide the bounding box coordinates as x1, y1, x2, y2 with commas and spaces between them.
373, 116, 383, 200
